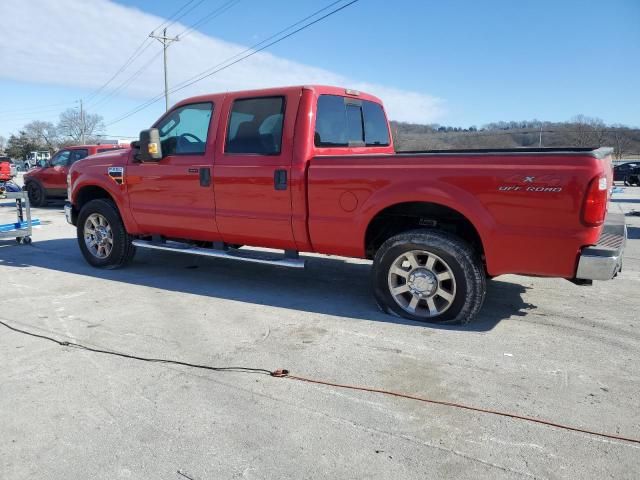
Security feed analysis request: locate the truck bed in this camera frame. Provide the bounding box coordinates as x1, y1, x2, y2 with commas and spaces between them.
306, 148, 613, 278
389, 147, 605, 156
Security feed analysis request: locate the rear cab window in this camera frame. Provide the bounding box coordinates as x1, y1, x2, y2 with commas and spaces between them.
225, 97, 285, 155
315, 94, 390, 148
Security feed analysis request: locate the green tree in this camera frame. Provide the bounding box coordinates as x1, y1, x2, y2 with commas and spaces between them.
5, 131, 43, 160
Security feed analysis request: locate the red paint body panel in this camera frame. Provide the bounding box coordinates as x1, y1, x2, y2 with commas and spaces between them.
306, 153, 610, 277
68, 85, 613, 280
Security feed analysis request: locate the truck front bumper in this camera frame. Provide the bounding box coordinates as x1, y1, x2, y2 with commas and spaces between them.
64, 202, 76, 226
575, 208, 626, 281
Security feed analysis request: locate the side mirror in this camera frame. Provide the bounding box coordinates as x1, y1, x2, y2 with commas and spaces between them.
137, 128, 163, 162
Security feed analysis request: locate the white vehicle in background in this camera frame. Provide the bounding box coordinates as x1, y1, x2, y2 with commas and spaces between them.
25, 150, 51, 169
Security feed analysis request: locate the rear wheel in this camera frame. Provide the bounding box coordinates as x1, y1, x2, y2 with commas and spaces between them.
26, 182, 47, 207
372, 229, 486, 324
77, 199, 136, 269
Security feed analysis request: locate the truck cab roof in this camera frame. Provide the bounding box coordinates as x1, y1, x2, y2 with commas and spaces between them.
172, 85, 385, 110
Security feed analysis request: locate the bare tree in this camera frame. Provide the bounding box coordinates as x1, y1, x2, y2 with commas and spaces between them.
57, 108, 105, 144
23, 121, 59, 151
569, 115, 607, 147
607, 125, 633, 159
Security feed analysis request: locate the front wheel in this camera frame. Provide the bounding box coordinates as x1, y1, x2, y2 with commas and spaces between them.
76, 199, 136, 269
372, 230, 486, 324
26, 182, 47, 207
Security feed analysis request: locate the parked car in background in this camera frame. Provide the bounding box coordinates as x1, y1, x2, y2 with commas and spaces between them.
25, 150, 51, 169
0, 156, 17, 180
613, 162, 640, 186
24, 144, 124, 206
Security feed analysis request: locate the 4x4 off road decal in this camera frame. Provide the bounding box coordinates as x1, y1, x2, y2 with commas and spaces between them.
108, 167, 124, 185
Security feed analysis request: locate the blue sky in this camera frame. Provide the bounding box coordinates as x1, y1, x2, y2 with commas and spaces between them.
0, 0, 638, 141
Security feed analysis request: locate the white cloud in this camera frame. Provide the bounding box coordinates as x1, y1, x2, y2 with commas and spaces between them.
0, 0, 445, 123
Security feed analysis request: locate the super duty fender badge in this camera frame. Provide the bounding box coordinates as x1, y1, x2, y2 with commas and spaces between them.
108, 166, 125, 185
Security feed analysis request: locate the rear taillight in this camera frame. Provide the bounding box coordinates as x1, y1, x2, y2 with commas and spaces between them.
582, 175, 608, 226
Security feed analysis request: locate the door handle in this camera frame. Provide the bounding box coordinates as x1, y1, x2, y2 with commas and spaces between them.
199, 167, 211, 187
274, 169, 287, 191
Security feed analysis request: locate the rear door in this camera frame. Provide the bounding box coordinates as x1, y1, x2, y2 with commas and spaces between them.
213, 94, 297, 250
126, 101, 219, 240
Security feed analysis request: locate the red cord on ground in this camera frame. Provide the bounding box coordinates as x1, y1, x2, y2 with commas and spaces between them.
271, 370, 640, 446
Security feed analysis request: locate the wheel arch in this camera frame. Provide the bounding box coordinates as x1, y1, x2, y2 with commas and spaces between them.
73, 183, 136, 232
364, 201, 487, 263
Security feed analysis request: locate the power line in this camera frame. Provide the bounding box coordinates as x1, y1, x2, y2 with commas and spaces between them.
0, 101, 76, 116
157, 0, 206, 33
106, 0, 358, 126
83, 38, 153, 105
176, 0, 242, 40
169, 0, 347, 93
89, 50, 164, 111
84, 0, 203, 106
94, 1, 240, 117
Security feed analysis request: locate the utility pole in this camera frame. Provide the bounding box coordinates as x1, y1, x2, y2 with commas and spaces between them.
149, 28, 180, 112
80, 98, 85, 144
538, 122, 543, 148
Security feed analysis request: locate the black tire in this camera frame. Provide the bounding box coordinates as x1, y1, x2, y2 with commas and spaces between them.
76, 199, 136, 269
26, 181, 47, 207
372, 229, 486, 324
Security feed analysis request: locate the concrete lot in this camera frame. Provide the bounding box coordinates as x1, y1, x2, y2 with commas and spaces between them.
1, 183, 639, 479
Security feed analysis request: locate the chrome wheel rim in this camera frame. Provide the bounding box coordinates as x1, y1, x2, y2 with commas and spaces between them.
387, 250, 456, 318
84, 213, 113, 259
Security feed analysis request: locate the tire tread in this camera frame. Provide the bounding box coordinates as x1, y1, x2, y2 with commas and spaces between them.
372, 229, 486, 324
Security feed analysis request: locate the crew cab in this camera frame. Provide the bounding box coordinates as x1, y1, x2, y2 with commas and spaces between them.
24, 144, 123, 206
65, 85, 626, 324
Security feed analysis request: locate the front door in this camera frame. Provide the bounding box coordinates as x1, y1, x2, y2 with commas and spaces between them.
127, 102, 219, 241
213, 95, 296, 250
41, 149, 71, 195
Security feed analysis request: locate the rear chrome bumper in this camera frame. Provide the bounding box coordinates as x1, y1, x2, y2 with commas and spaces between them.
575, 208, 626, 281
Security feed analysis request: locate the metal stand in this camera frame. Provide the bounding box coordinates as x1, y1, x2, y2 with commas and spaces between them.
0, 191, 33, 244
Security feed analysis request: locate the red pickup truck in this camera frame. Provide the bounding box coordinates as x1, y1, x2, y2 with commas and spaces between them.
24, 144, 123, 206
65, 85, 626, 324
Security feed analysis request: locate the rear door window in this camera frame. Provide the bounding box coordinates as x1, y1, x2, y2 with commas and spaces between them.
315, 94, 390, 147
225, 97, 285, 155
70, 149, 89, 164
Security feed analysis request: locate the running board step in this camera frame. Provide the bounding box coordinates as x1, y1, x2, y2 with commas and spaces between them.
132, 240, 306, 269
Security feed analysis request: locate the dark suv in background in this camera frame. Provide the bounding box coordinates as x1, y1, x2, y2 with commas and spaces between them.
613, 162, 640, 186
